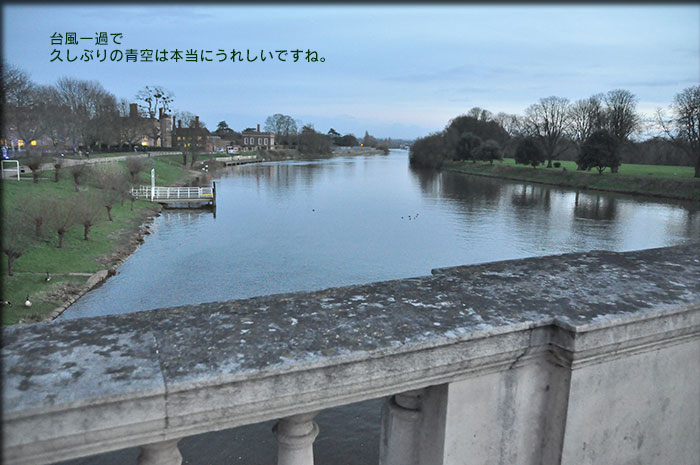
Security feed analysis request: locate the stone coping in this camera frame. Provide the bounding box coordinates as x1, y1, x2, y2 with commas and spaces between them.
2, 244, 699, 464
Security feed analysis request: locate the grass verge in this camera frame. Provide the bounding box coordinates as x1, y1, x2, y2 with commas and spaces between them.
445, 159, 700, 201
2, 157, 197, 325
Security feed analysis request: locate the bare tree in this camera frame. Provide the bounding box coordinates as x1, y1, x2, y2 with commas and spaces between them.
136, 85, 174, 118
524, 96, 571, 168
84, 91, 120, 150
136, 86, 174, 148
568, 94, 606, 144
1, 64, 45, 155
603, 89, 640, 142
53, 157, 63, 182
116, 99, 149, 148
126, 157, 145, 183
2, 211, 34, 276
494, 112, 524, 138
173, 110, 197, 129
46, 199, 78, 248
264, 114, 297, 139
69, 164, 88, 192
36, 85, 69, 149
23, 196, 53, 237
53, 77, 117, 152
657, 85, 700, 177
74, 193, 103, 240
24, 156, 46, 183
92, 165, 129, 221
467, 107, 493, 122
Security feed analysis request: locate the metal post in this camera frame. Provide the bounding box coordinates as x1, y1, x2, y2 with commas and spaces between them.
151, 168, 155, 201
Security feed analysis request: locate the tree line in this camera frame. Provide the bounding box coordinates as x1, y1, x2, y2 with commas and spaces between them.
2, 63, 203, 154
260, 113, 393, 156
2, 62, 395, 159
410, 87, 700, 177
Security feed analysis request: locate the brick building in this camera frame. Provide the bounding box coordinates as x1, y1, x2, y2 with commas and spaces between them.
241, 124, 275, 151
172, 116, 211, 151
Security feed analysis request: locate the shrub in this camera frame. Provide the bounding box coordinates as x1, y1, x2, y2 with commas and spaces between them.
577, 130, 620, 174
409, 132, 447, 169
553, 162, 561, 168
454, 132, 482, 162
514, 137, 545, 168
474, 139, 503, 165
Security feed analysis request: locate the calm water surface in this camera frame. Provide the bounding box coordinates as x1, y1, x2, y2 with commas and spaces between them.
58, 150, 700, 465
63, 150, 699, 319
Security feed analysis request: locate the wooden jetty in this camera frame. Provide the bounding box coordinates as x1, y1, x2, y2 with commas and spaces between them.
131, 184, 216, 209
214, 155, 262, 167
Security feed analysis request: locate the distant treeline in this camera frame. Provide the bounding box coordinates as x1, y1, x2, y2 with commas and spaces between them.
2, 63, 395, 157
410, 87, 700, 178
264, 114, 396, 155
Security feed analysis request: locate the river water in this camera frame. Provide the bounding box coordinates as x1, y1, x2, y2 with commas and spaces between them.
58, 150, 699, 464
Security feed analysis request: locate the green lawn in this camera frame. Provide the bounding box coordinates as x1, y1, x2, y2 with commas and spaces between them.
495, 158, 696, 179
1, 158, 195, 325
446, 159, 700, 201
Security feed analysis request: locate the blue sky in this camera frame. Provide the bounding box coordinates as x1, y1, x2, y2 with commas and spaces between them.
3, 4, 699, 139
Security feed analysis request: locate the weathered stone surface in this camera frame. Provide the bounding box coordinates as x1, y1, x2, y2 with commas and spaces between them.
3, 315, 164, 415
2, 243, 699, 465
138, 244, 699, 383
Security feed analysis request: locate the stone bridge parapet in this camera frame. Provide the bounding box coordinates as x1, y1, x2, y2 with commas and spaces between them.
3, 244, 699, 465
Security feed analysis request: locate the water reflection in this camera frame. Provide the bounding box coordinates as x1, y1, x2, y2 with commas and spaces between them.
573, 193, 618, 221
410, 165, 698, 256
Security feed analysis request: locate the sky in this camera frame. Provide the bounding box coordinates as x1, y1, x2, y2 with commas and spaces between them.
3, 4, 699, 140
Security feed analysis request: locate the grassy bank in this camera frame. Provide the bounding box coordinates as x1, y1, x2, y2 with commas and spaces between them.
1, 156, 197, 325
445, 159, 700, 201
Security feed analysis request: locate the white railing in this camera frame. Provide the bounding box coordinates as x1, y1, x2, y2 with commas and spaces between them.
131, 186, 213, 201
1, 160, 20, 180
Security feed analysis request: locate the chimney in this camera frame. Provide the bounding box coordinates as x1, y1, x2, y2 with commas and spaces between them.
178, 119, 182, 129
257, 123, 261, 132
195, 116, 200, 128
129, 103, 138, 118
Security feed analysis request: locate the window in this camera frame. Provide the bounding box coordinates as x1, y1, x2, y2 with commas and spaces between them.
264, 138, 268, 145
258, 137, 262, 145
244, 137, 248, 144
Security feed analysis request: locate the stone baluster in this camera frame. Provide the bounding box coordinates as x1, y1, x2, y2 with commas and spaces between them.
137, 439, 182, 465
380, 389, 425, 465
274, 412, 320, 465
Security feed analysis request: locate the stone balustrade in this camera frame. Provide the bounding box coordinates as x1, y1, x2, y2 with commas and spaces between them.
3, 244, 699, 465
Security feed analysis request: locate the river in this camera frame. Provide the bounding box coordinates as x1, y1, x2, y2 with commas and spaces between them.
57, 149, 700, 464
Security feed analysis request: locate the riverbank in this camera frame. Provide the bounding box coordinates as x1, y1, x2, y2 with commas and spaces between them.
1, 156, 200, 325
444, 159, 700, 202
257, 147, 386, 162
